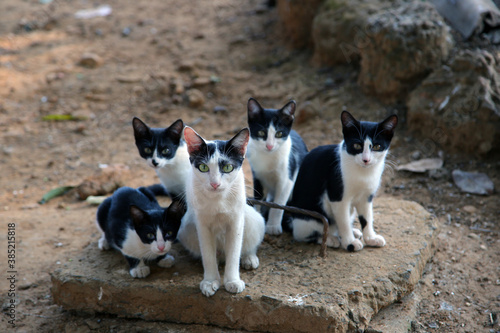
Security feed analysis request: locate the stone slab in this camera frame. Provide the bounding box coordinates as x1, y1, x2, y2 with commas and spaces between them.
51, 198, 437, 332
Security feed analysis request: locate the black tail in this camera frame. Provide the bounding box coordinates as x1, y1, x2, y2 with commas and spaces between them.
96, 197, 112, 233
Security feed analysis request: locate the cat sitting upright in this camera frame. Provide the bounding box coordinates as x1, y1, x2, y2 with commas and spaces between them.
177, 126, 265, 297
246, 98, 308, 235
132, 117, 190, 201
288, 111, 398, 252
96, 186, 184, 278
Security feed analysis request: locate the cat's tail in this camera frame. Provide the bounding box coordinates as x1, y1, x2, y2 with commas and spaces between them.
96, 196, 112, 233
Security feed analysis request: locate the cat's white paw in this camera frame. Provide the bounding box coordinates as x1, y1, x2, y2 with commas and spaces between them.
319, 235, 341, 248
265, 224, 282, 235
241, 254, 259, 270
364, 234, 386, 247
157, 254, 175, 268
98, 237, 110, 251
345, 239, 364, 252
200, 279, 220, 297
130, 265, 150, 278
353, 228, 362, 239
224, 279, 245, 294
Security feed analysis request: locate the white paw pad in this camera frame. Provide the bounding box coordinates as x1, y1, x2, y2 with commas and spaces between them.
346, 239, 364, 252
130, 265, 150, 278
364, 234, 386, 247
157, 254, 175, 268
265, 224, 282, 235
353, 228, 362, 239
98, 237, 110, 250
200, 279, 220, 297
241, 255, 259, 270
225, 279, 245, 294
320, 235, 340, 248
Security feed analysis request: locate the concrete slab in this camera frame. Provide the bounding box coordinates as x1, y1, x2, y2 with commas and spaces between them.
51, 198, 437, 332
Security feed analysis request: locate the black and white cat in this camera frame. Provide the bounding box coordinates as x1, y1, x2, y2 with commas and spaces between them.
96, 186, 184, 278
246, 98, 308, 235
288, 111, 398, 252
177, 126, 265, 297
132, 117, 190, 200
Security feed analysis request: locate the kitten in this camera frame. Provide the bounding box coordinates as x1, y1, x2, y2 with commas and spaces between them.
246, 98, 308, 235
132, 117, 190, 200
96, 186, 184, 278
177, 126, 265, 297
288, 111, 398, 252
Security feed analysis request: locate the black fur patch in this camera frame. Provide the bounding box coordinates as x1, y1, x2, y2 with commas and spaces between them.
359, 215, 367, 230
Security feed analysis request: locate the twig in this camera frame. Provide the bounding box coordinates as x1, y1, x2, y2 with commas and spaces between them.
246, 198, 329, 258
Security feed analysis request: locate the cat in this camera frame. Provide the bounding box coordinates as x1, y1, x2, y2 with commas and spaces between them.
246, 98, 308, 235
177, 126, 265, 297
287, 111, 398, 252
96, 186, 185, 278
132, 117, 190, 201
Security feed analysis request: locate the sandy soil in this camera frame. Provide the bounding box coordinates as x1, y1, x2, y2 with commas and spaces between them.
0, 0, 498, 332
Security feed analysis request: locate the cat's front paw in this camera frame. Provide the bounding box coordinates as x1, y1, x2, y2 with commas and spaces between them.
321, 234, 340, 248
265, 224, 282, 235
98, 236, 110, 250
130, 265, 150, 278
241, 254, 259, 270
364, 234, 386, 247
353, 228, 362, 239
224, 279, 245, 294
157, 254, 175, 268
200, 279, 220, 297
345, 239, 364, 252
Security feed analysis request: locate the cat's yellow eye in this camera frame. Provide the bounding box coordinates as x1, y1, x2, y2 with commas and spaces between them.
353, 143, 362, 150
198, 164, 209, 172
275, 131, 283, 138
257, 130, 266, 137
147, 233, 155, 240
166, 231, 173, 237
222, 164, 234, 173
144, 147, 152, 154
372, 144, 382, 151
162, 148, 170, 155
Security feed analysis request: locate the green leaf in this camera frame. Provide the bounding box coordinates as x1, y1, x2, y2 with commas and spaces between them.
39, 186, 75, 204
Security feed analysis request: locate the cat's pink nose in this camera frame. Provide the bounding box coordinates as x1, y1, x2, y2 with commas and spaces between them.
211, 182, 220, 189
363, 159, 370, 164
266, 144, 273, 151
158, 244, 165, 251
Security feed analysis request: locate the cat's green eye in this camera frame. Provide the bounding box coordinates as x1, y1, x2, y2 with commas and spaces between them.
166, 231, 173, 237
275, 131, 283, 138
372, 144, 382, 151
144, 147, 152, 154
257, 130, 266, 137
146, 233, 155, 240
162, 148, 170, 155
353, 143, 362, 150
198, 164, 209, 172
222, 164, 234, 173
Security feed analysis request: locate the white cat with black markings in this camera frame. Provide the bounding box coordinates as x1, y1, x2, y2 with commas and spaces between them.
132, 117, 190, 201
287, 111, 398, 251
177, 126, 265, 297
246, 98, 308, 235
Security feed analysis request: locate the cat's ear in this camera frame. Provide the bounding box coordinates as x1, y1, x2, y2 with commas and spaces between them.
247, 98, 263, 120
279, 100, 296, 125
132, 117, 151, 139
379, 114, 398, 135
184, 126, 206, 155
166, 119, 184, 144
340, 111, 359, 129
228, 128, 250, 156
130, 205, 147, 229
165, 200, 185, 227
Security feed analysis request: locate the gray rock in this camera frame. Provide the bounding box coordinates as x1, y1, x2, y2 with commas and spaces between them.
452, 169, 495, 195
358, 1, 453, 103
51, 199, 437, 333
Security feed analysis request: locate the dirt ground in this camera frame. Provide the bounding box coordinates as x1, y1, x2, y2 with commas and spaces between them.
0, 1, 499, 332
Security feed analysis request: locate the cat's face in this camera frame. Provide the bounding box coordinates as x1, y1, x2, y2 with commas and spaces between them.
341, 111, 398, 168
184, 126, 249, 196
247, 98, 295, 153
130, 201, 184, 255
132, 117, 184, 169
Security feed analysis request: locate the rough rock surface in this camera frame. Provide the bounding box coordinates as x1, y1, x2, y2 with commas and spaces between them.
407, 49, 500, 155
51, 199, 437, 333
276, 0, 323, 49
357, 1, 453, 103
312, 0, 386, 66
